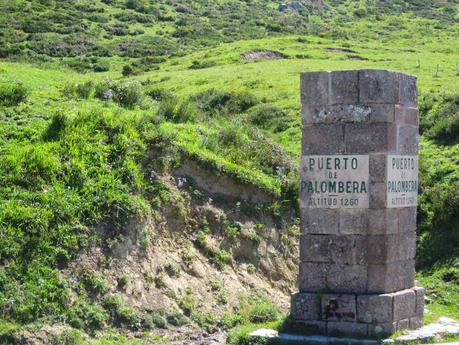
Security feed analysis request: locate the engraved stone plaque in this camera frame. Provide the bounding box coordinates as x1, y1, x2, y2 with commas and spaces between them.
300, 155, 369, 208
386, 155, 418, 208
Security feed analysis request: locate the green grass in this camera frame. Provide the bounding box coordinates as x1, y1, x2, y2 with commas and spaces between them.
418, 259, 459, 324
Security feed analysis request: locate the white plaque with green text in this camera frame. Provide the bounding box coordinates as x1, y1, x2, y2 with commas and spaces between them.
386, 155, 418, 208
300, 155, 369, 209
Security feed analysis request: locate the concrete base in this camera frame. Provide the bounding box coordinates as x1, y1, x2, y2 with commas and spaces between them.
250, 316, 459, 345
290, 287, 424, 337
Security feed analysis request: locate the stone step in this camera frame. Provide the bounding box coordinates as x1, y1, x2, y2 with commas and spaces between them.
249, 317, 459, 345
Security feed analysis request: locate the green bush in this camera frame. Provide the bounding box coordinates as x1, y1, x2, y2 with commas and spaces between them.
125, 0, 147, 11
166, 311, 187, 326
62, 81, 94, 99
75, 81, 94, 99
0, 110, 151, 324
95, 79, 144, 107
189, 60, 217, 70
80, 271, 109, 295
149, 312, 167, 328
112, 81, 144, 108
146, 87, 173, 101
158, 95, 197, 122
122, 64, 135, 76
66, 299, 109, 332
418, 180, 459, 266
83, 304, 109, 331
102, 294, 141, 330
0, 83, 28, 106
93, 60, 110, 72
425, 115, 459, 144
239, 295, 280, 324
117, 274, 129, 289
209, 249, 232, 270
94, 79, 115, 100
226, 91, 258, 114
420, 92, 459, 144
65, 57, 98, 73
191, 311, 218, 333
175, 99, 198, 122
127, 57, 164, 74
43, 113, 68, 141
248, 105, 290, 132
204, 120, 293, 178
192, 89, 257, 116
49, 328, 85, 345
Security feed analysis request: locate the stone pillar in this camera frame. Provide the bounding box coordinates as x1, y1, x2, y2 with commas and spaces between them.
291, 70, 424, 338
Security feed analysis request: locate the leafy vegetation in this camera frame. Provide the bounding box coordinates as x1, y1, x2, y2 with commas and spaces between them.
418, 94, 459, 267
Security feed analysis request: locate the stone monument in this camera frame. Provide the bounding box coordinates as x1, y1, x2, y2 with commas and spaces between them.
291, 70, 424, 338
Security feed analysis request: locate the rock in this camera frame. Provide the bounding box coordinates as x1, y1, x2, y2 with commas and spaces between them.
249, 329, 279, 338
391, 316, 459, 343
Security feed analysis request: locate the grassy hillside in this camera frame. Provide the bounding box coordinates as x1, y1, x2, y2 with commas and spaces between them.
0, 0, 458, 343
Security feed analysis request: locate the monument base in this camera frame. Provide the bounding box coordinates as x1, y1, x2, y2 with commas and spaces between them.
290, 287, 425, 338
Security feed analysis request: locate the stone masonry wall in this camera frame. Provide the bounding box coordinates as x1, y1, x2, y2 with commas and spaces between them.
292, 70, 424, 338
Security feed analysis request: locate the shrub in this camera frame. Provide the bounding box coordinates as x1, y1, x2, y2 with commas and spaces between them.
81, 271, 109, 295
117, 274, 129, 289
179, 288, 196, 316
191, 311, 218, 333
125, 0, 146, 11
122, 64, 135, 76
425, 114, 459, 144
49, 328, 85, 345
248, 104, 289, 132
129, 56, 165, 74
209, 249, 232, 270
93, 60, 110, 72
75, 81, 94, 99
193, 89, 232, 115
243, 231, 261, 245
158, 94, 178, 119
102, 294, 141, 329
192, 89, 257, 116
150, 312, 167, 328
175, 99, 198, 122
167, 311, 187, 326
210, 279, 222, 291
225, 221, 242, 238
94, 79, 115, 100
418, 180, 459, 266
189, 60, 217, 70
62, 81, 94, 99
62, 83, 77, 99
146, 87, 173, 101
158, 96, 197, 123
239, 295, 280, 323
247, 264, 256, 274
43, 113, 68, 141
420, 92, 459, 144
226, 91, 258, 114
165, 263, 179, 277
204, 121, 293, 178
83, 304, 109, 331
112, 81, 143, 108
65, 58, 95, 73
0, 83, 28, 106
